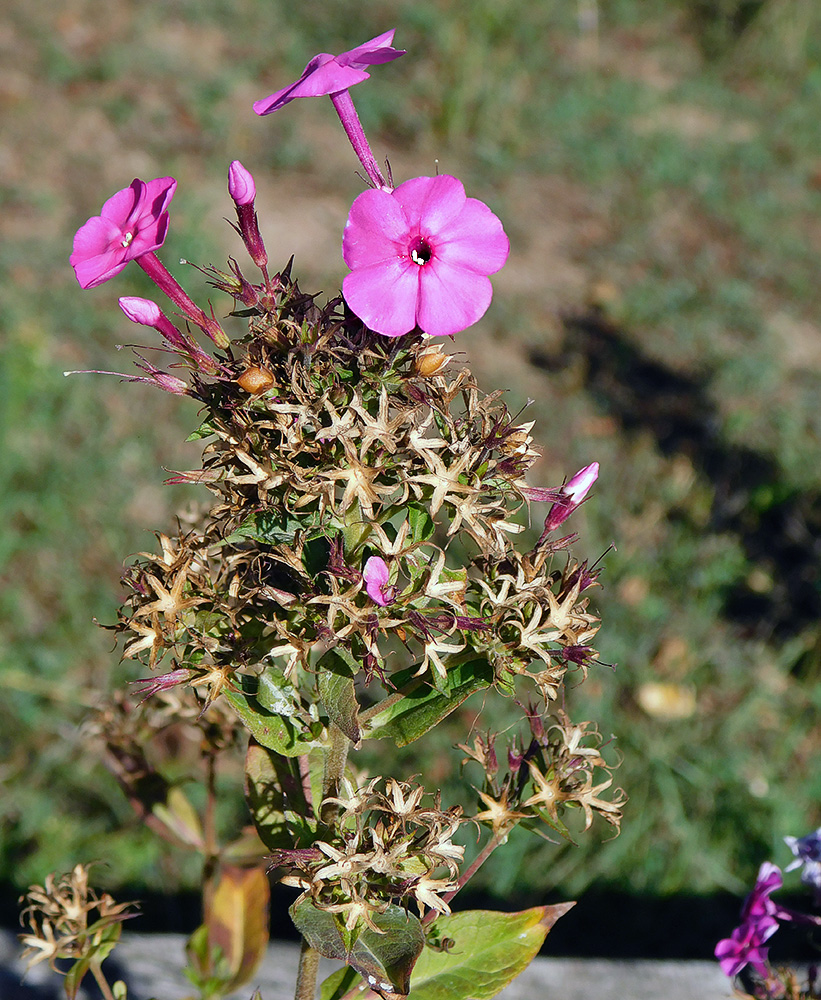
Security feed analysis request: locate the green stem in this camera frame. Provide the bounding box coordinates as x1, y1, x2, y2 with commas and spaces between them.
320, 722, 351, 824
421, 830, 507, 928
89, 961, 117, 1000
294, 936, 321, 1000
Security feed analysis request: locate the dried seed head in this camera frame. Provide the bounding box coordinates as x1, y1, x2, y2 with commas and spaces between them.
237, 365, 274, 394
415, 345, 450, 376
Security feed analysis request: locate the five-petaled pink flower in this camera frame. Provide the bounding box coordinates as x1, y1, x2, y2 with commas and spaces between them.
70, 177, 177, 289
342, 174, 509, 338
253, 30, 405, 116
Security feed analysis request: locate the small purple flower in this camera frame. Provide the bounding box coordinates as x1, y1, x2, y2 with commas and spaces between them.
785, 828, 821, 898
70, 177, 177, 289
742, 862, 785, 923
362, 556, 394, 607
715, 917, 777, 978
342, 174, 509, 338
253, 30, 405, 116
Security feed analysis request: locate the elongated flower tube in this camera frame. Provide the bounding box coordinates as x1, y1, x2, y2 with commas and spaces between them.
342, 175, 509, 338
70, 177, 176, 289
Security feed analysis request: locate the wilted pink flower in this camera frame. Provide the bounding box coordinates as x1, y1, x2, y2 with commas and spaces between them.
342, 174, 509, 338
363, 556, 394, 606
253, 30, 404, 116
70, 177, 177, 289
539, 462, 599, 538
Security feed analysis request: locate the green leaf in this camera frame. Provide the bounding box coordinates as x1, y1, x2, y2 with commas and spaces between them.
186, 419, 217, 442
317, 649, 361, 744
152, 785, 205, 850
361, 659, 493, 746
63, 924, 123, 1000
407, 905, 574, 1000
408, 504, 435, 545
244, 739, 319, 849
225, 678, 320, 757
291, 898, 424, 998
320, 964, 361, 1000
232, 508, 328, 547
63, 954, 92, 1000
256, 669, 301, 717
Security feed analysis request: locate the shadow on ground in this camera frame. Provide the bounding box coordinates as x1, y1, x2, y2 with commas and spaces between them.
530, 310, 821, 652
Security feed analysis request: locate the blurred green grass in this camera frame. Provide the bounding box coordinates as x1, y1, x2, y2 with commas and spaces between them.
2, 0, 821, 907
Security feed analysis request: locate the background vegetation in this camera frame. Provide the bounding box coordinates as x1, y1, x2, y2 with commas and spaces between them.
2, 0, 821, 920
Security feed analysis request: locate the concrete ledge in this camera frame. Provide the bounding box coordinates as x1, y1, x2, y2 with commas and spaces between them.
1, 931, 733, 1000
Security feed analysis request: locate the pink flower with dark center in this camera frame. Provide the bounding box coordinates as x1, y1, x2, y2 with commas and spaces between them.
70, 177, 177, 289
253, 30, 405, 116
342, 174, 509, 338
362, 556, 394, 606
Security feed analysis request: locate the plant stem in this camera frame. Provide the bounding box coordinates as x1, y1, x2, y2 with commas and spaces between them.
320, 722, 351, 824
421, 831, 507, 927
89, 961, 117, 1000
294, 936, 320, 1000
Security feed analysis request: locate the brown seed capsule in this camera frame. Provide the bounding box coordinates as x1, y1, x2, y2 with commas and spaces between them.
415, 346, 449, 377
237, 366, 274, 394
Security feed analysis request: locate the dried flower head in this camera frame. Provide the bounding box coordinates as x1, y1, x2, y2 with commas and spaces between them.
19, 864, 137, 973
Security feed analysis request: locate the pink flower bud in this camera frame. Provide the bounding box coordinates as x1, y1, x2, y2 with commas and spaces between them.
228, 160, 256, 206
228, 161, 268, 270
119, 295, 189, 352
539, 462, 599, 538
565, 462, 599, 504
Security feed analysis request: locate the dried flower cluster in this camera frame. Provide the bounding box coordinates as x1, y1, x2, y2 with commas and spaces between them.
271, 778, 463, 931
19, 864, 136, 973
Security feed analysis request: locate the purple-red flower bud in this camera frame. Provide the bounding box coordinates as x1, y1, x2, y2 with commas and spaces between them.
539, 462, 599, 539
228, 159, 256, 206
228, 162, 268, 270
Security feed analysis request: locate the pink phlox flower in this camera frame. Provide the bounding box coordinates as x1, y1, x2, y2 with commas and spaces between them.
715, 917, 778, 978
742, 862, 786, 923
71, 177, 177, 289
253, 30, 405, 116
342, 174, 509, 338
362, 555, 395, 607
